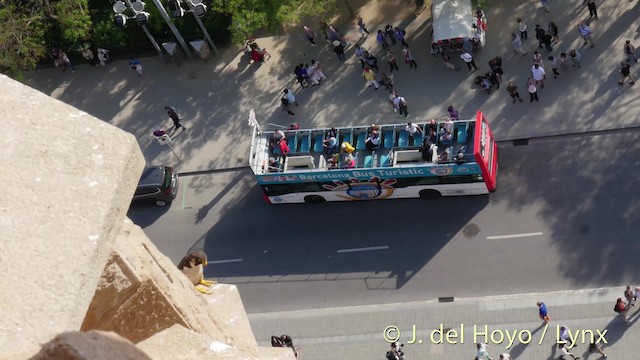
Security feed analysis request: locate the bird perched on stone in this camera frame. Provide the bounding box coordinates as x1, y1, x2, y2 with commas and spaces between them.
178, 250, 216, 294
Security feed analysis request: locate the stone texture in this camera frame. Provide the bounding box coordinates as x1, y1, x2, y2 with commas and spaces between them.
0, 75, 145, 357
137, 325, 296, 360
81, 219, 265, 351
29, 331, 151, 360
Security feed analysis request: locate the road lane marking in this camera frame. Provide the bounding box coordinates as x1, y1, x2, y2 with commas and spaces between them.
180, 180, 187, 209
486, 232, 544, 240
337, 246, 389, 253
209, 258, 243, 264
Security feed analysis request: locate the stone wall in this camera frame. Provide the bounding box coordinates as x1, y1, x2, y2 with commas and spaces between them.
0, 75, 294, 360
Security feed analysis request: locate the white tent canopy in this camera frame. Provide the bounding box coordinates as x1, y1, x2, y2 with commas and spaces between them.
432, 0, 475, 43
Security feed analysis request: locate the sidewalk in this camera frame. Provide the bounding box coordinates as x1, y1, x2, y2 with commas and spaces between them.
248, 287, 640, 359
24, 0, 640, 174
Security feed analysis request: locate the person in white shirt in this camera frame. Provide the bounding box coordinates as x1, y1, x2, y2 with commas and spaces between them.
527, 78, 539, 102
558, 325, 570, 342
517, 17, 528, 40
531, 64, 546, 88
460, 51, 478, 71
393, 96, 409, 118
405, 122, 423, 137
499, 354, 512, 360
558, 343, 579, 359
476, 343, 494, 360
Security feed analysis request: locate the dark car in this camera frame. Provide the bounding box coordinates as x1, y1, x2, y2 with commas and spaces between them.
133, 166, 179, 207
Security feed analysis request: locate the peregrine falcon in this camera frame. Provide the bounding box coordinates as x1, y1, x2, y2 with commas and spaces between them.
177, 250, 216, 294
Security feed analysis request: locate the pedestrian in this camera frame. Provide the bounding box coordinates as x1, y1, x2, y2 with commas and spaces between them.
442, 52, 456, 70
357, 17, 370, 37
365, 52, 379, 71
299, 63, 315, 87
332, 40, 346, 61
385, 49, 399, 72
362, 67, 379, 90
548, 22, 559, 44
548, 56, 560, 79
506, 82, 523, 103
517, 17, 528, 40
558, 344, 579, 360
320, 21, 330, 42
460, 50, 478, 71
624, 40, 637, 63
588, 341, 607, 358
394, 27, 409, 48
560, 52, 569, 71
355, 45, 367, 68
499, 354, 513, 360
487, 71, 499, 90
281, 89, 298, 116
389, 90, 398, 112
303, 26, 316, 46
625, 285, 636, 306
569, 49, 581, 68
531, 64, 546, 88
533, 51, 543, 66
384, 24, 396, 45
477, 343, 494, 360
528, 78, 539, 102
535, 25, 546, 49
490, 58, 503, 82
614, 298, 628, 321
540, 0, 550, 12
394, 95, 409, 118
81, 48, 96, 67
380, 72, 394, 90
558, 325, 570, 343
512, 33, 527, 55
294, 65, 307, 89
619, 63, 636, 86
447, 105, 459, 120
310, 59, 326, 83
97, 48, 110, 66
129, 57, 142, 76
585, 0, 598, 20
377, 30, 389, 50
578, 22, 595, 48
403, 48, 417, 69
537, 302, 550, 322
164, 106, 184, 130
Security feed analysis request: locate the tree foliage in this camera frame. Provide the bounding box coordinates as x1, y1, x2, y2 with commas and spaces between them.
0, 2, 48, 78
53, 0, 92, 46
211, 0, 338, 43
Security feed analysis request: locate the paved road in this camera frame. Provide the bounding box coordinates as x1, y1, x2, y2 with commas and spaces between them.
129, 129, 640, 313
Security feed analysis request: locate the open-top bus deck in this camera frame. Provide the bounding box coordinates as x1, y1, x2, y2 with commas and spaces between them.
249, 112, 498, 204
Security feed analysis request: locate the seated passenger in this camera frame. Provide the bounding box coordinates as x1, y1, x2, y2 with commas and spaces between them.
428, 129, 437, 144
326, 127, 337, 139
443, 118, 454, 133
428, 119, 438, 133
267, 157, 281, 172
327, 153, 339, 169
341, 141, 355, 154
455, 152, 465, 165
323, 135, 338, 156
365, 132, 380, 151
343, 154, 356, 169
370, 123, 381, 132
419, 140, 433, 162
438, 151, 450, 163
439, 130, 453, 145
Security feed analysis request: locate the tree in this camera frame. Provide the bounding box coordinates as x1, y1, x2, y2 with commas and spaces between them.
0, 3, 48, 79
210, 0, 338, 43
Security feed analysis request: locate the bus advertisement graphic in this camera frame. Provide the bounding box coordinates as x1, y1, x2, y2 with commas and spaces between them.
322, 177, 398, 200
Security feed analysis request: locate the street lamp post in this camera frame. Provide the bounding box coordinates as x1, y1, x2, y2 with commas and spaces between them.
166, 0, 219, 56
113, 0, 163, 57
149, 0, 193, 60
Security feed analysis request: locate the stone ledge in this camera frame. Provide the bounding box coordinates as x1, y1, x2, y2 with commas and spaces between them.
0, 75, 145, 357
29, 331, 151, 360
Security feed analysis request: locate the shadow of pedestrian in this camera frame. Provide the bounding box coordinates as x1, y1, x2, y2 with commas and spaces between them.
546, 342, 558, 360
509, 323, 545, 359
598, 309, 640, 347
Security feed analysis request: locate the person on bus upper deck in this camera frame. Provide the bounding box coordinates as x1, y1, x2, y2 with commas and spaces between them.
428, 119, 438, 133
443, 118, 454, 133
274, 129, 286, 142
268, 157, 281, 172
278, 139, 290, 156
420, 139, 433, 162
428, 129, 437, 144
447, 105, 459, 120
455, 151, 465, 165
343, 154, 356, 169
326, 127, 337, 139
365, 132, 380, 151
438, 151, 450, 163
323, 135, 338, 157
341, 141, 355, 154
405, 122, 423, 139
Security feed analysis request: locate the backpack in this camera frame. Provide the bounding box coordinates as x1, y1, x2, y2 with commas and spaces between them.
281, 97, 289, 106
613, 303, 622, 313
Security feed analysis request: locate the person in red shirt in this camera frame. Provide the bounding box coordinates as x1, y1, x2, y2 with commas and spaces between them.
278, 139, 290, 156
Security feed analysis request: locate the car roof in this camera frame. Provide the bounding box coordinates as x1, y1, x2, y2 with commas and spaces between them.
138, 166, 166, 187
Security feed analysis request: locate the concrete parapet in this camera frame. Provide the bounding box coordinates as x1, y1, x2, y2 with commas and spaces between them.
29, 331, 151, 360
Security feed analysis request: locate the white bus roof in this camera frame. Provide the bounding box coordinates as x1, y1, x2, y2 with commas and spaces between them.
432, 0, 474, 42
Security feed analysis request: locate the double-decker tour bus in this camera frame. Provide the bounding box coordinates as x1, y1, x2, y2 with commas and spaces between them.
249, 111, 498, 204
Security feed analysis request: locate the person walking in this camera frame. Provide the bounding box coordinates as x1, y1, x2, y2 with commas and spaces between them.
377, 30, 389, 50
384, 24, 396, 45
281, 89, 298, 116
569, 49, 582, 68
512, 33, 527, 55
499, 354, 513, 360
548, 56, 560, 79
619, 63, 635, 86
394, 95, 409, 118
531, 64, 546, 88
97, 48, 110, 66
165, 106, 184, 130
129, 57, 142, 76
303, 26, 316, 46
365, 52, 379, 71
624, 285, 636, 306
548, 22, 559, 44
355, 45, 367, 68
614, 297, 629, 321
357, 17, 370, 37
578, 22, 595, 48
537, 302, 550, 322
385, 49, 399, 72
585, 0, 598, 20
490, 58, 503, 82
559, 52, 569, 71
533, 51, 543, 66
380, 72, 394, 90
310, 59, 327, 83
362, 67, 379, 90
460, 50, 478, 71
588, 341, 607, 359
477, 343, 494, 360
59, 51, 76, 73
506, 82, 523, 103
403, 48, 417, 69
558, 344, 580, 360
517, 17, 528, 40
528, 78, 539, 102
442, 52, 456, 70
332, 40, 346, 61
624, 40, 637, 63
394, 27, 409, 48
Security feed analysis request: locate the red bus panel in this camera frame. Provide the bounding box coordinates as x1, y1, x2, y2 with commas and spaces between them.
473, 112, 498, 192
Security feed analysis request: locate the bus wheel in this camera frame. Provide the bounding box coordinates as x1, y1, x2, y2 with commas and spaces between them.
419, 190, 442, 199
304, 195, 326, 204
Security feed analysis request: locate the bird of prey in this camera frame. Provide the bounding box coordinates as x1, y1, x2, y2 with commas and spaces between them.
177, 250, 216, 294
